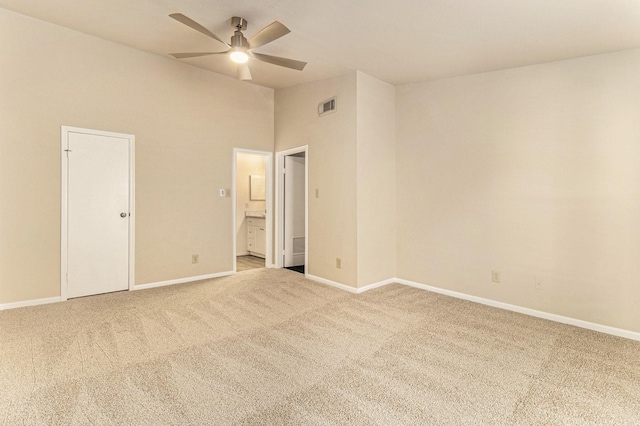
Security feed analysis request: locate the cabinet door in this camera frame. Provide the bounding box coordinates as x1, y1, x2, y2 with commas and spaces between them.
255, 225, 266, 256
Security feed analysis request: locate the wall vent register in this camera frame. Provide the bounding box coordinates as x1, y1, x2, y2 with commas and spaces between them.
318, 97, 336, 116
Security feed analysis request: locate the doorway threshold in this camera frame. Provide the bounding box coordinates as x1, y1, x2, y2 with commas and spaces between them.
285, 265, 305, 274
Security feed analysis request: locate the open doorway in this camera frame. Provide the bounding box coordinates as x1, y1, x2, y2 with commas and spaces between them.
234, 149, 272, 272
276, 146, 308, 274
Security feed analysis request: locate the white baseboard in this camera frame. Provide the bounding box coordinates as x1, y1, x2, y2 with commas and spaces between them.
303, 272, 640, 341
0, 271, 235, 311
395, 278, 640, 342
359, 278, 396, 292
0, 296, 61, 311
3, 270, 637, 342
305, 274, 395, 294
134, 271, 234, 291
305, 274, 359, 293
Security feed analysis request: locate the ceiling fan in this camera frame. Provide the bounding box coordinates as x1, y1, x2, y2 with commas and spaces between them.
169, 14, 307, 81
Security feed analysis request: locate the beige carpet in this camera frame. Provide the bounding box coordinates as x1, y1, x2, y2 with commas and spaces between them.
1, 268, 639, 425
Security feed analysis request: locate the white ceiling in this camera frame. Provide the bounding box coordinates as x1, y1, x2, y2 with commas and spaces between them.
2, 0, 640, 89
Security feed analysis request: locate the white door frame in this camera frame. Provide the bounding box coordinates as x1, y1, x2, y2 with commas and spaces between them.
60, 126, 135, 301
275, 145, 308, 271
232, 148, 273, 271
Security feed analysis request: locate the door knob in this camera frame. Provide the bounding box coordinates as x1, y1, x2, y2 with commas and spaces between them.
120, 212, 127, 218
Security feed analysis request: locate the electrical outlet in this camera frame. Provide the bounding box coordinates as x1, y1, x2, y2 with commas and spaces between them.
491, 270, 501, 283
192, 254, 199, 264
535, 276, 543, 290
219, 189, 226, 197
336, 258, 342, 269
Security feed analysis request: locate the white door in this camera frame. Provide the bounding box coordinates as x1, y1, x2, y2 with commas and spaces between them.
283, 155, 306, 267
64, 130, 132, 298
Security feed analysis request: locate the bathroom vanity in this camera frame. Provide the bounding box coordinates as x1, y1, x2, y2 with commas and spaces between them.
245, 211, 266, 258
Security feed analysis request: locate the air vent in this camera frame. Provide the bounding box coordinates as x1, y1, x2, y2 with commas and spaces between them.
318, 97, 336, 116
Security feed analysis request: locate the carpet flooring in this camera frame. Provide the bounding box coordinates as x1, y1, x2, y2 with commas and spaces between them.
1, 268, 639, 425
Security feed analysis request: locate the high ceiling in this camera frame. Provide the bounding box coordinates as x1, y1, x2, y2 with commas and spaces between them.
2, 0, 640, 89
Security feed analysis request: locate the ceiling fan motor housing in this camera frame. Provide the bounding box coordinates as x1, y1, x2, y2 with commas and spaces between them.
231, 16, 247, 31
231, 31, 249, 49
230, 17, 249, 49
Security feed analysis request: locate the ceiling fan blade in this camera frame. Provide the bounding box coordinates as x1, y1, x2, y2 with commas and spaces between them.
237, 63, 252, 81
248, 21, 290, 49
249, 52, 307, 71
169, 51, 229, 59
169, 13, 230, 47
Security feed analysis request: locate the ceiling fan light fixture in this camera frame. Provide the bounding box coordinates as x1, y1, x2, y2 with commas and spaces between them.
230, 50, 249, 64
168, 13, 307, 79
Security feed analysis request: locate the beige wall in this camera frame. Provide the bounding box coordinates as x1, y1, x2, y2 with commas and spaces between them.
275, 73, 359, 286
275, 72, 396, 289
356, 72, 396, 287
396, 49, 640, 332
236, 153, 267, 256
0, 8, 273, 304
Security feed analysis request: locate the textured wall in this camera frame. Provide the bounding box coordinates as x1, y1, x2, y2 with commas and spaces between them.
275, 73, 359, 286
0, 8, 274, 303
396, 49, 640, 332
356, 72, 396, 287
